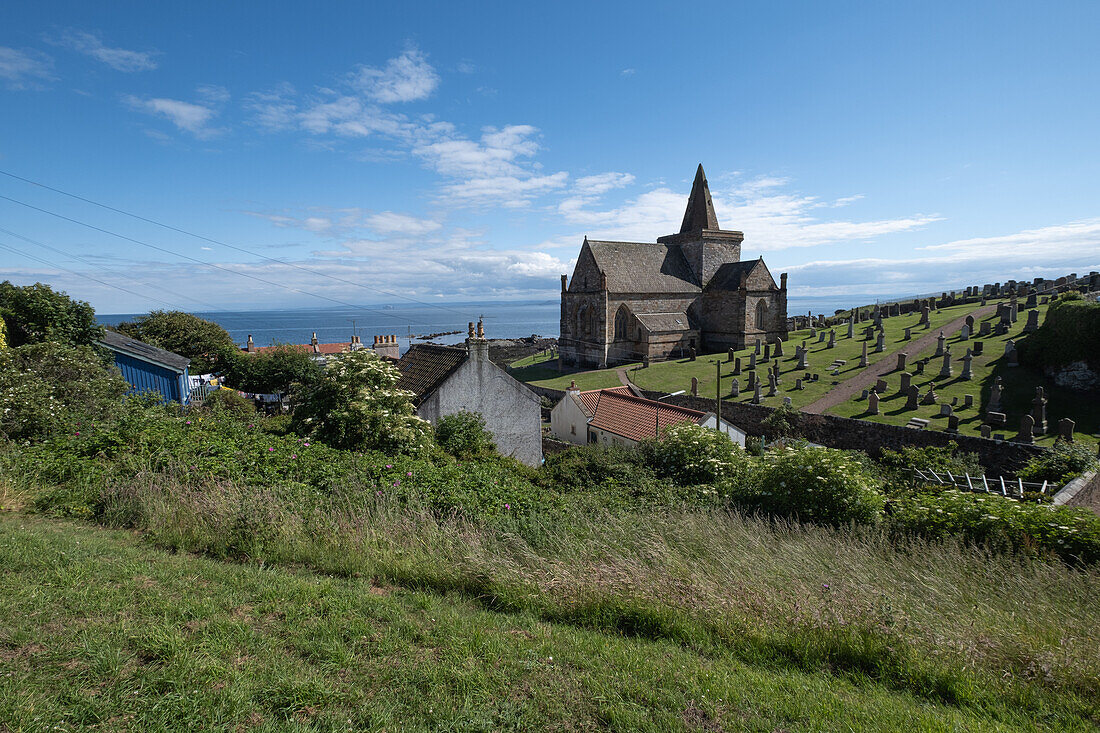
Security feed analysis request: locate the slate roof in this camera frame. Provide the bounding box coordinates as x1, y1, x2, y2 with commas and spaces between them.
680, 164, 721, 233
395, 344, 468, 403
706, 260, 762, 291
98, 330, 190, 372
586, 240, 700, 293
586, 389, 708, 442
634, 311, 695, 333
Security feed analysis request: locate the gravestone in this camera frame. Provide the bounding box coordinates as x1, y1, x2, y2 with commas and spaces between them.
1032, 386, 1048, 434
987, 411, 1006, 427
859, 341, 868, 367
747, 370, 757, 390
919, 305, 930, 327
783, 396, 792, 406
847, 319, 854, 339
874, 330, 885, 353
905, 385, 919, 410
818, 330, 826, 343
965, 314, 975, 333
934, 332, 946, 357
988, 376, 1003, 411
730, 378, 740, 397
1010, 299, 1018, 323
767, 372, 778, 397
939, 403, 953, 417
980, 424, 991, 439
972, 340, 983, 356
1026, 292, 1037, 308
978, 320, 991, 336
689, 347, 696, 361
763, 343, 771, 362
900, 372, 912, 393
690, 377, 698, 396
1006, 341, 1018, 367
868, 390, 880, 415
749, 352, 757, 370
964, 394, 974, 408
947, 415, 960, 433
896, 353, 907, 371
752, 381, 762, 404
875, 378, 888, 393
755, 338, 762, 355
1016, 415, 1035, 444
1023, 309, 1039, 333
734, 357, 742, 375
960, 350, 973, 380
797, 348, 809, 369
960, 324, 970, 340
728, 348, 735, 363
859, 389, 869, 400
1058, 418, 1075, 442
904, 326, 912, 340
827, 330, 836, 348
810, 327, 817, 337
921, 385, 938, 405
1040, 296, 1049, 305
938, 349, 953, 379
795, 378, 804, 390
774, 339, 784, 358
914, 360, 925, 375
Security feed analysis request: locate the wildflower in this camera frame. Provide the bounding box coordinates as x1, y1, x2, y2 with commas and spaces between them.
268, 447, 275, 452
406, 471, 412, 476
186, 420, 192, 425
74, 431, 80, 436
385, 464, 392, 469
291, 454, 297, 459
505, 503, 511, 510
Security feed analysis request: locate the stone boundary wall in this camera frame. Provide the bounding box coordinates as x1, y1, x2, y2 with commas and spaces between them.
638, 391, 1047, 475
1053, 470, 1100, 510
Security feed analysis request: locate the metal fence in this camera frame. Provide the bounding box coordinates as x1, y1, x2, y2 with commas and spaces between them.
912, 468, 1056, 499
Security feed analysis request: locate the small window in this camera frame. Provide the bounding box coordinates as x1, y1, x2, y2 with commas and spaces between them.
570, 424, 576, 435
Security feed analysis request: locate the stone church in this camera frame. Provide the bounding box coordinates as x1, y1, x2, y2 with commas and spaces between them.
559, 165, 788, 368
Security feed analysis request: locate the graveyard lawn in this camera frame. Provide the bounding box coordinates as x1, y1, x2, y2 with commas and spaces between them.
7, 513, 1093, 732
827, 301, 1100, 449
621, 301, 994, 410
512, 350, 632, 391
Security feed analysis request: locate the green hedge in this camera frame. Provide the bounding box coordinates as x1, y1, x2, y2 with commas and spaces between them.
1018, 298, 1100, 369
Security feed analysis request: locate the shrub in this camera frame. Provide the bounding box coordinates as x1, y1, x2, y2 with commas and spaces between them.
761, 402, 799, 439
218, 343, 323, 394
1016, 441, 1098, 485
203, 389, 255, 418
876, 442, 983, 493
888, 489, 1100, 565
435, 411, 496, 459
0, 342, 128, 442
541, 444, 656, 493
0, 281, 101, 347
1017, 298, 1100, 369
737, 446, 884, 526
116, 310, 237, 373
639, 422, 753, 487
290, 349, 431, 454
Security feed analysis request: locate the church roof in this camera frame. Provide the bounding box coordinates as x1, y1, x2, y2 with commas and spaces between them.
395, 344, 467, 404
585, 240, 699, 293
634, 311, 695, 333
680, 163, 720, 233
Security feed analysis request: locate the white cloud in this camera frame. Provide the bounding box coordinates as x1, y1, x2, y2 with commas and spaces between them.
124, 86, 228, 138
352, 46, 439, 103
365, 211, 442, 236
573, 172, 635, 197
781, 219, 1100, 297
0, 47, 54, 89
51, 29, 157, 72
620, 68, 636, 76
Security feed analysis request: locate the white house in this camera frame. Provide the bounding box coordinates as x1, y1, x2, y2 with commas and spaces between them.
550, 385, 746, 448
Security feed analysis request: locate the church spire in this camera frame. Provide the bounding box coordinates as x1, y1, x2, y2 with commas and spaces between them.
679, 163, 720, 233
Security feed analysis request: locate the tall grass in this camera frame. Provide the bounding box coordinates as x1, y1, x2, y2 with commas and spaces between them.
93, 473, 1100, 717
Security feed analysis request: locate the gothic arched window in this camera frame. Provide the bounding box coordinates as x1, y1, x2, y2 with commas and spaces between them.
755, 300, 768, 330
614, 305, 630, 340
576, 304, 589, 338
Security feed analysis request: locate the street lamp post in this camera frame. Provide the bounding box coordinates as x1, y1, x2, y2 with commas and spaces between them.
655, 390, 686, 439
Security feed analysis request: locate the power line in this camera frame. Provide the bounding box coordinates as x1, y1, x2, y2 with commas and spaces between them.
0, 238, 185, 311
0, 192, 441, 327
0, 168, 471, 317
0, 225, 223, 312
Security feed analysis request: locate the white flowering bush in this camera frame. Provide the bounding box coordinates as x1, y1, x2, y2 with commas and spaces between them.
739, 445, 884, 526
0, 342, 128, 442
639, 422, 753, 487
290, 349, 431, 454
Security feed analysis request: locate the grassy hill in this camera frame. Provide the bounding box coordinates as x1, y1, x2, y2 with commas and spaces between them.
3, 510, 1099, 731
515, 296, 1098, 447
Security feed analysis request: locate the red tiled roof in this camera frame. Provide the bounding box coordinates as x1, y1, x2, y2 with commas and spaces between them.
576, 385, 633, 416
586, 389, 706, 442
244, 342, 350, 355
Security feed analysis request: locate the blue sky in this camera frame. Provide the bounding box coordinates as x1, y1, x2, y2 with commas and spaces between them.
2, 1, 1099, 314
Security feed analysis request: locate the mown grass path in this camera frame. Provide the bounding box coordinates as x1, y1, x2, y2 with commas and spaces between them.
803, 302, 999, 414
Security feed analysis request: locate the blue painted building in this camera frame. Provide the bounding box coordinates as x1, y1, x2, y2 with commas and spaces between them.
97, 330, 191, 405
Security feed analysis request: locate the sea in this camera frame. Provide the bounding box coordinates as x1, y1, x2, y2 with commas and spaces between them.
99, 294, 910, 356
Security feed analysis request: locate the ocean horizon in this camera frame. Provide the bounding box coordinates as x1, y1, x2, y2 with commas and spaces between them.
98, 293, 926, 355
